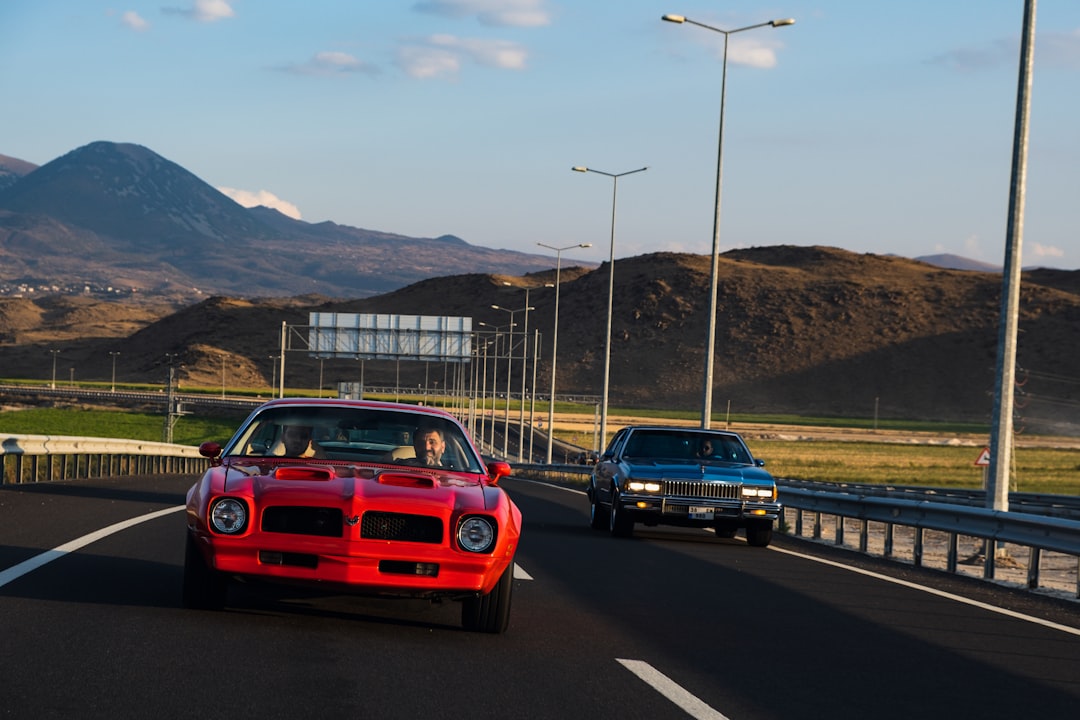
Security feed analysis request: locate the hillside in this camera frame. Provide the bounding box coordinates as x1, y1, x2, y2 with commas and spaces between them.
1, 246, 1077, 434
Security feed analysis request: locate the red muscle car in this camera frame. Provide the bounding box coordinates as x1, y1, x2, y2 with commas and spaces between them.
183, 398, 520, 633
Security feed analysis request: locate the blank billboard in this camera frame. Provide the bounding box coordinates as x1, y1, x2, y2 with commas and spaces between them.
307, 312, 472, 361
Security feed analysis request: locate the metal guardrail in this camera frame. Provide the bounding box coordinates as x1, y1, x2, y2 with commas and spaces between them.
509, 463, 1080, 598
1, 435, 208, 484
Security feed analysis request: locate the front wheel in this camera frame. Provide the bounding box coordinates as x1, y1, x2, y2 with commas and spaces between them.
745, 521, 774, 548
608, 492, 633, 538
462, 559, 514, 633
588, 485, 608, 530
182, 532, 228, 610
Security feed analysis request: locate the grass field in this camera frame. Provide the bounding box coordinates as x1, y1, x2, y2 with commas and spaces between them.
2, 404, 1077, 495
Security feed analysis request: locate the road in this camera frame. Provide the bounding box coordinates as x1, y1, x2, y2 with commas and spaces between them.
2, 473, 1079, 719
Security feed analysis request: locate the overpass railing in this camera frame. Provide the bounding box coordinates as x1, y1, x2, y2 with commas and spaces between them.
1, 435, 207, 484
510, 463, 1080, 599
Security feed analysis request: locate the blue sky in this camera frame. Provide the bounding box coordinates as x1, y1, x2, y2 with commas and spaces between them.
2, 0, 1078, 269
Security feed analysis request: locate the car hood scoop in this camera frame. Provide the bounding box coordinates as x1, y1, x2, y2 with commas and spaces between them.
375, 472, 437, 489
273, 465, 336, 482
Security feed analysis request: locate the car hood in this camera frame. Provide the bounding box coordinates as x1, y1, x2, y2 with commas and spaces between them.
620, 459, 775, 485
219, 460, 494, 510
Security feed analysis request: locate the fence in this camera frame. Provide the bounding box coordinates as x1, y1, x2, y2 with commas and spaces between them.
2, 435, 207, 484
510, 463, 1080, 599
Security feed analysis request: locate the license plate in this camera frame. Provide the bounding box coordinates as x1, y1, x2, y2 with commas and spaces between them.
688, 506, 714, 520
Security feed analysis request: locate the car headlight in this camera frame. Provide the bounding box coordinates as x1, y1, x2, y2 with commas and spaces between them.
210, 498, 249, 534
457, 516, 496, 553
627, 481, 662, 492
741, 486, 776, 500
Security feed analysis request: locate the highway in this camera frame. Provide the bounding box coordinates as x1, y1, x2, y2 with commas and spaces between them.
2, 473, 1079, 719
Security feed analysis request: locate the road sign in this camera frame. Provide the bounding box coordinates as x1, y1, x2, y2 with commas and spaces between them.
974, 447, 991, 467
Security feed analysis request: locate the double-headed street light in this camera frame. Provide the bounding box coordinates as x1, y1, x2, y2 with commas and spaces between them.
572, 165, 647, 451
108, 351, 120, 392
662, 13, 794, 428
537, 241, 592, 463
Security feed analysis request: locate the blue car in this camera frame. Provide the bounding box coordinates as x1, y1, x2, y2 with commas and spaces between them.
587, 425, 781, 546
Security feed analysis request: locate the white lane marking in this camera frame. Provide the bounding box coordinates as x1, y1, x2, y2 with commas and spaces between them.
0, 506, 185, 589
768, 545, 1080, 637
513, 563, 533, 580
617, 659, 730, 720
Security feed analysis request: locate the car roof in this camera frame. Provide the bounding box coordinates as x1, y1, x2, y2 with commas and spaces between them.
622, 425, 744, 437
255, 397, 457, 421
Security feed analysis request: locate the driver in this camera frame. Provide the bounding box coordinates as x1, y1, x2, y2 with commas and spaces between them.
281, 424, 327, 459
413, 425, 447, 467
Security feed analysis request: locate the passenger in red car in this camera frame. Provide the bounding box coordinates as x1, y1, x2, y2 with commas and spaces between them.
281, 425, 327, 459
414, 426, 446, 466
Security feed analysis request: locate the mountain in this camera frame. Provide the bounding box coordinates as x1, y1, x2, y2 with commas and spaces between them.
0, 141, 575, 300
2, 246, 1077, 434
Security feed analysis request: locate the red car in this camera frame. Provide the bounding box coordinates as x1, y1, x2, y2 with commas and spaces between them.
183, 398, 520, 633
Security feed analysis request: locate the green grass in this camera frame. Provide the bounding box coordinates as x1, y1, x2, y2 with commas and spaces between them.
0, 407, 244, 447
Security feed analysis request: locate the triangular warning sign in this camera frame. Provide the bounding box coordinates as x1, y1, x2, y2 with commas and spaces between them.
974, 447, 991, 466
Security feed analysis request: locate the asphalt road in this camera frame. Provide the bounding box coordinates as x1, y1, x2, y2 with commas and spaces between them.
2, 473, 1079, 719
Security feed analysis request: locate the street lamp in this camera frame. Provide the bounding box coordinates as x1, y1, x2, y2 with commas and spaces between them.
108, 351, 120, 392
572, 165, 647, 451
501, 282, 546, 462
662, 13, 794, 428
537, 241, 592, 463
492, 303, 533, 458
49, 349, 59, 389
478, 321, 515, 454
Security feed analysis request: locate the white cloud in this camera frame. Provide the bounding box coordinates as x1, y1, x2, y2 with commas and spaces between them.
121, 11, 150, 31
413, 0, 551, 28
398, 45, 461, 79
430, 34, 527, 69
1028, 242, 1065, 260
162, 0, 235, 23
218, 187, 302, 220
399, 34, 527, 77
727, 38, 784, 69
279, 51, 378, 76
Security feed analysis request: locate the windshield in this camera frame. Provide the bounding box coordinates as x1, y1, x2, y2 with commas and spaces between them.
622, 430, 752, 464
223, 405, 483, 473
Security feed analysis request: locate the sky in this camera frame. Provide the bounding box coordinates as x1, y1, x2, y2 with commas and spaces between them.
2, 0, 1078, 270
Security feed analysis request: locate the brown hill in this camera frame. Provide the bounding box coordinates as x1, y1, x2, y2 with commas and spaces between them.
2, 246, 1077, 434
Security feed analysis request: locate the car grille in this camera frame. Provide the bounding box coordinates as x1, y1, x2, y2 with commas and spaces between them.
262, 506, 344, 537
361, 511, 443, 544
661, 480, 741, 500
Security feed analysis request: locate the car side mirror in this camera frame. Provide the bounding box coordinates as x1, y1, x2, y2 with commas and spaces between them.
487, 460, 512, 485
199, 441, 223, 466
755, 459, 766, 467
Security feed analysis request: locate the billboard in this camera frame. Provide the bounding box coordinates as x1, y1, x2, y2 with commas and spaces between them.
307, 312, 472, 362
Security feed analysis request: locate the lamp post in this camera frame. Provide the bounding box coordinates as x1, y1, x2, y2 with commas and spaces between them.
478, 321, 515, 454
501, 282, 546, 462
492, 304, 531, 459
108, 351, 120, 392
572, 165, 647, 450
662, 13, 794, 428
49, 349, 59, 389
537, 241, 592, 463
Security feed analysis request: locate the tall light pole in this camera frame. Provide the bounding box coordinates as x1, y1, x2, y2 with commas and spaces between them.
492, 304, 531, 458
49, 349, 59, 389
662, 13, 795, 428
478, 321, 515, 454
108, 351, 120, 392
986, 0, 1037, 573
501, 282, 546, 462
572, 165, 647, 450
537, 241, 592, 463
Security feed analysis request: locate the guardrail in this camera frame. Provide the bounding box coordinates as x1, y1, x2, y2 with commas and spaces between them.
509, 463, 1080, 599
1, 435, 208, 484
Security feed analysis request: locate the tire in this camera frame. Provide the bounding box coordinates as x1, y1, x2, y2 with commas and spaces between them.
182, 532, 228, 610
462, 558, 514, 633
608, 491, 633, 538
745, 521, 773, 548
588, 484, 608, 530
